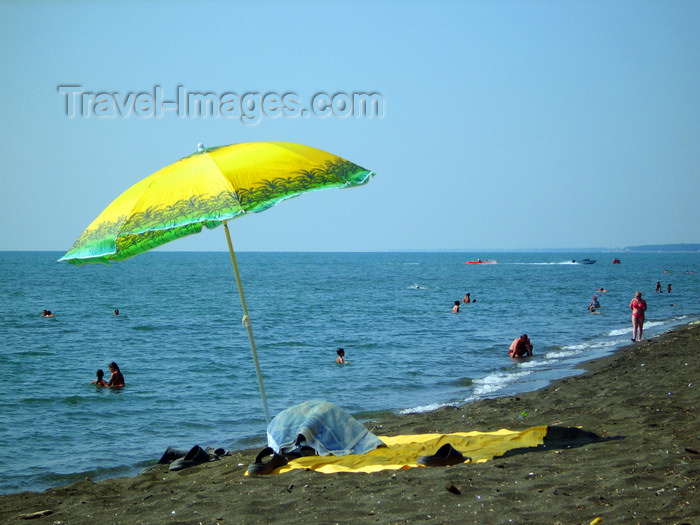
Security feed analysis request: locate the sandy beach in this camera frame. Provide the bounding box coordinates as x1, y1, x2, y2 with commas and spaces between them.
1, 323, 698, 524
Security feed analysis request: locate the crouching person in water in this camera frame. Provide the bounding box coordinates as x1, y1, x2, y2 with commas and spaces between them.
509, 334, 533, 358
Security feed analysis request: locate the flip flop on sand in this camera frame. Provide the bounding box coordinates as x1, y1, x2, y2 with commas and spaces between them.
417, 443, 470, 467
247, 447, 289, 475
157, 447, 188, 464
169, 445, 213, 472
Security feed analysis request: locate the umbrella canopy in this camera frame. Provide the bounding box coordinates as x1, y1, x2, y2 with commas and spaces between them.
59, 141, 374, 424
60, 142, 372, 264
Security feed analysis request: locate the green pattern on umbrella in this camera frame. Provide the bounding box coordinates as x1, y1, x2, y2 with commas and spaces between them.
62, 156, 370, 264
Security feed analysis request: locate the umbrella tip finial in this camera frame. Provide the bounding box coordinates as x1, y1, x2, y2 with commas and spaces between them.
197, 143, 205, 152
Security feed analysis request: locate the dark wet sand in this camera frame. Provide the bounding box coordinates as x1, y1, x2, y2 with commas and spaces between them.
1, 323, 698, 524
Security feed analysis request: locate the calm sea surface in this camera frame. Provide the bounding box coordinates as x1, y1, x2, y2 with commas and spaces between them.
0, 251, 698, 495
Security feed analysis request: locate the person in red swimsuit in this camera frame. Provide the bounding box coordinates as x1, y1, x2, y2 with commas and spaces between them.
509, 334, 533, 358
629, 291, 647, 342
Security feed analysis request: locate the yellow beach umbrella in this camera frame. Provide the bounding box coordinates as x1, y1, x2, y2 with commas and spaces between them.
60, 141, 374, 423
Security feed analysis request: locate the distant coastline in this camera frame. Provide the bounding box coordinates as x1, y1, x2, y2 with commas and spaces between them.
390, 243, 700, 253
622, 243, 700, 253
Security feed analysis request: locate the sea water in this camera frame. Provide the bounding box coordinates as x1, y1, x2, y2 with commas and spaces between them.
0, 251, 697, 495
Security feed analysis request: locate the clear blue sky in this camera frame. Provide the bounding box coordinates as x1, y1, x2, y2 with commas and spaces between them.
1, 1, 698, 253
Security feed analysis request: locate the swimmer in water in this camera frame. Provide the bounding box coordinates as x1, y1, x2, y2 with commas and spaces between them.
91, 369, 108, 387
107, 362, 125, 387
336, 348, 350, 364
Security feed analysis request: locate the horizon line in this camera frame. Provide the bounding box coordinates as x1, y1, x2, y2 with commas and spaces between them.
5, 245, 700, 255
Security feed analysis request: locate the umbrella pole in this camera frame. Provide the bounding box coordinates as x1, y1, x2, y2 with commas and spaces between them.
223, 221, 271, 425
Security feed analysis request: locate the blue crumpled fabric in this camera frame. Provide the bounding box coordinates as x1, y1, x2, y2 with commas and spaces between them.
266, 400, 384, 457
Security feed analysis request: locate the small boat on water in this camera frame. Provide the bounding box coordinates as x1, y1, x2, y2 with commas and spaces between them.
572, 258, 596, 265
612, 258, 621, 264
467, 259, 498, 264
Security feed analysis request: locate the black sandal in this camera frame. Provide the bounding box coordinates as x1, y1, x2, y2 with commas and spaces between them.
417, 443, 470, 467
247, 447, 289, 475
169, 445, 213, 471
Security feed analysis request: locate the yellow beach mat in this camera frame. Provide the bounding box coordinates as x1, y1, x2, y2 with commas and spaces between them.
274, 426, 549, 474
